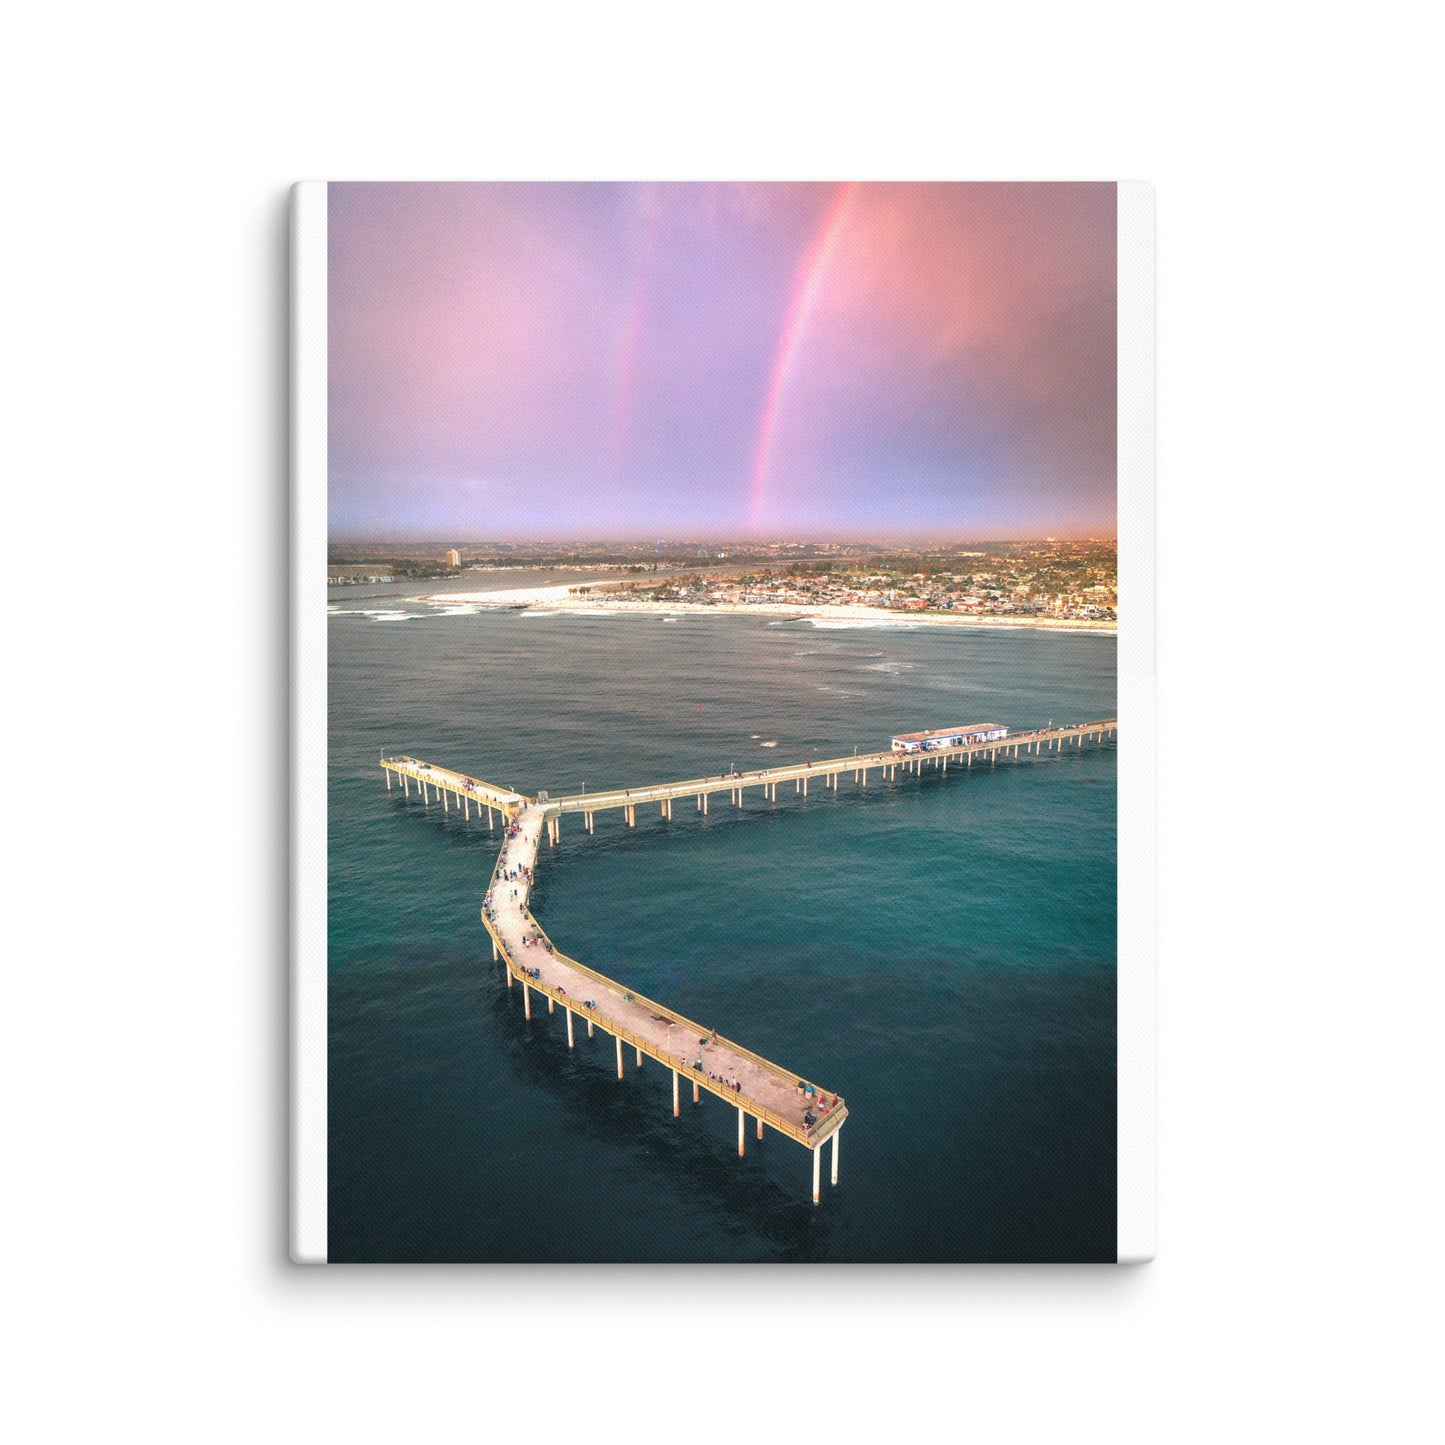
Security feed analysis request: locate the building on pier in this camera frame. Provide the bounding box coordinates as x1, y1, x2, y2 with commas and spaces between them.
891, 724, 1007, 753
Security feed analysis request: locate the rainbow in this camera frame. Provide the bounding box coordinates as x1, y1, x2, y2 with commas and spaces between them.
611, 186, 660, 471
748, 182, 859, 528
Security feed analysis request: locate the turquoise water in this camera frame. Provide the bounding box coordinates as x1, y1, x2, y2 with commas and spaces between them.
328, 580, 1117, 1261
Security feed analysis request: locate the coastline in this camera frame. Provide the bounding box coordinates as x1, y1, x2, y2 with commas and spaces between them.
418, 584, 1116, 633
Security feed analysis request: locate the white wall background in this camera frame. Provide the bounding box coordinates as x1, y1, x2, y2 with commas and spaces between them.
5, 4, 1438, 1440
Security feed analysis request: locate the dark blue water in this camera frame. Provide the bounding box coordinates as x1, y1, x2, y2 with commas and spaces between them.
328, 584, 1116, 1261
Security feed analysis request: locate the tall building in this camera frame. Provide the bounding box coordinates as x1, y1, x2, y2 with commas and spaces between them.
445, 549, 461, 567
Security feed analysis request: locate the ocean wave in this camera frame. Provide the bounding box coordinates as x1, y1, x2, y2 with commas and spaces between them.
808, 618, 919, 630
519, 607, 622, 618
328, 608, 419, 622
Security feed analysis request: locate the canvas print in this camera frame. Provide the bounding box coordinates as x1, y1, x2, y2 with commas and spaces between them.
293, 181, 1152, 1262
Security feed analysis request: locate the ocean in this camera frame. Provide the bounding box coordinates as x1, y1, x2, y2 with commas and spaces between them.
327, 572, 1117, 1261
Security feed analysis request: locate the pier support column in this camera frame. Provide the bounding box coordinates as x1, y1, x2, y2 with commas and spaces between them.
443, 789, 449, 811
861, 767, 867, 787
703, 794, 708, 814
523, 983, 531, 1020
492, 936, 499, 961
587, 1015, 593, 1038
673, 1070, 680, 1117
547, 994, 554, 1015
757, 1116, 764, 1141
812, 1147, 821, 1204
803, 776, 808, 796
385, 770, 392, 790
738, 1107, 745, 1157
463, 798, 469, 820
832, 1127, 841, 1185
487, 805, 494, 829
566, 1009, 574, 1048
635, 1045, 642, 1067
403, 775, 409, 795
616, 1036, 624, 1079
693, 1078, 700, 1103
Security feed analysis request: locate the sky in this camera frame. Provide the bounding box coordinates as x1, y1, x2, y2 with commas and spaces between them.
328, 182, 1116, 542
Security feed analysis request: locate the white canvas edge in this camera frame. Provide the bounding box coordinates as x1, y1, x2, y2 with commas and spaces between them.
291, 181, 328, 1262
1116, 180, 1157, 1262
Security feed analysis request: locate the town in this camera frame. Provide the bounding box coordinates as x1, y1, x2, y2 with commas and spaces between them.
329, 539, 1116, 622
612, 540, 1117, 622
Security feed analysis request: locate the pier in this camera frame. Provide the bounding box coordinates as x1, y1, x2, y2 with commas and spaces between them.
380, 717, 1115, 1202
538, 719, 1116, 840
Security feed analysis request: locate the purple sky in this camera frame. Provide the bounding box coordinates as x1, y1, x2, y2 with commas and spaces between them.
328, 182, 1116, 541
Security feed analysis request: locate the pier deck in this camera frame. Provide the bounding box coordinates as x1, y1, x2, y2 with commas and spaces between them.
380, 757, 526, 819
481, 804, 845, 1156
542, 719, 1117, 835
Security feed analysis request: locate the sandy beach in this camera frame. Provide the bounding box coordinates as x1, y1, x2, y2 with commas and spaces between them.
419, 584, 1116, 633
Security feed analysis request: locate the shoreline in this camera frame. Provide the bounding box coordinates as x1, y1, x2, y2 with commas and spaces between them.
417, 585, 1116, 633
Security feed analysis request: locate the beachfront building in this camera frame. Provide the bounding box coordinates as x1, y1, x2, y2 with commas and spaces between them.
891, 724, 1008, 754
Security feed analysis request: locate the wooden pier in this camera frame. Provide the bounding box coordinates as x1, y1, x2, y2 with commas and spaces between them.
380, 717, 1115, 1202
